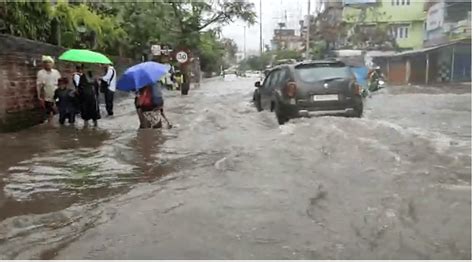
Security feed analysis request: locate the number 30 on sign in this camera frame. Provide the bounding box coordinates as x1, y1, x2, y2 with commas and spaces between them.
176, 51, 188, 64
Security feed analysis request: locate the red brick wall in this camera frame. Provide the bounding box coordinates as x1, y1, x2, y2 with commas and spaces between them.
0, 34, 134, 132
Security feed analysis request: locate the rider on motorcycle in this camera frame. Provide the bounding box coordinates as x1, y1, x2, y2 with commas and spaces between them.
368, 66, 385, 92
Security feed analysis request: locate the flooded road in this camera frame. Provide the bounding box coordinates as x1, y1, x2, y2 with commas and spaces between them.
0, 77, 471, 259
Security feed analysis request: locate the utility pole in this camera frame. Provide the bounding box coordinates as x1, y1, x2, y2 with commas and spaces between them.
305, 0, 311, 59
244, 26, 247, 59
259, 0, 263, 56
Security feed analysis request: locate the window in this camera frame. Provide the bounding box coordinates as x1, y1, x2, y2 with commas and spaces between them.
273, 69, 286, 89
406, 0, 410, 5
268, 70, 281, 89
396, 0, 399, 5
262, 71, 274, 90
278, 68, 291, 86
294, 63, 352, 83
401, 0, 405, 5
392, 0, 395, 5
394, 26, 409, 39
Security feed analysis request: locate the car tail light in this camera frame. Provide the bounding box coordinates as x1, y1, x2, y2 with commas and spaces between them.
353, 83, 361, 95
286, 82, 297, 97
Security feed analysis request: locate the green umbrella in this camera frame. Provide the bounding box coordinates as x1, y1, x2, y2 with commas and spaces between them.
59, 49, 113, 64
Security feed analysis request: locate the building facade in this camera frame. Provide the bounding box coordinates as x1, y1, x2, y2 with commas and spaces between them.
270, 29, 304, 51
343, 0, 426, 50
424, 0, 471, 47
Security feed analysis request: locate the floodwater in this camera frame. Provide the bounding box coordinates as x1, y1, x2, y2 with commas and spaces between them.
0, 77, 471, 259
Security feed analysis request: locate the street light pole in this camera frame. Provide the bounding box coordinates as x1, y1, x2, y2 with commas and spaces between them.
244, 25, 247, 59
259, 0, 263, 56
305, 0, 311, 59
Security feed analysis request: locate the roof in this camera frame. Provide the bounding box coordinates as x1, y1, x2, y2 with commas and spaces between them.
365, 50, 397, 57
372, 38, 471, 58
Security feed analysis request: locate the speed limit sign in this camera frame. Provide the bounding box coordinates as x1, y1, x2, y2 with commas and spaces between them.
176, 51, 189, 64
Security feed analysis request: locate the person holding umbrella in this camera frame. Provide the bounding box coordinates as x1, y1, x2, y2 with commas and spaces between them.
77, 70, 100, 127
117, 61, 172, 129
135, 81, 170, 129
59, 49, 114, 127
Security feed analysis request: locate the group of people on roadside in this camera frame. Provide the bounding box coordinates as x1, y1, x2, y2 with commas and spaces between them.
36, 56, 116, 127
37, 55, 171, 129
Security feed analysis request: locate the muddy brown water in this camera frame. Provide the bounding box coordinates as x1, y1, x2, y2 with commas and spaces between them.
0, 77, 471, 259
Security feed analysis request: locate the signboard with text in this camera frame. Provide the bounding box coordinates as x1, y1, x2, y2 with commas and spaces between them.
343, 0, 376, 5
426, 2, 444, 31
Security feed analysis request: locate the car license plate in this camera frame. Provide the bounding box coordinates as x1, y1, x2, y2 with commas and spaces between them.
313, 94, 339, 101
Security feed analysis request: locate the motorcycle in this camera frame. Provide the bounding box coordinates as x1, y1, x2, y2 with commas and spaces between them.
368, 70, 386, 93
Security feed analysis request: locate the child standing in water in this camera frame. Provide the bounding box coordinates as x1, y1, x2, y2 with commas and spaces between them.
54, 77, 76, 125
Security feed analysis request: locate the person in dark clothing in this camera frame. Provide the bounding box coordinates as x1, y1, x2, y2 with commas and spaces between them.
77, 71, 100, 127
72, 65, 84, 116
54, 77, 76, 125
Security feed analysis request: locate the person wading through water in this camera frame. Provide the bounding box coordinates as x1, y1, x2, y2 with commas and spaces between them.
72, 65, 84, 116
54, 77, 76, 125
100, 63, 116, 116
36, 55, 61, 125
135, 80, 171, 129
77, 71, 100, 127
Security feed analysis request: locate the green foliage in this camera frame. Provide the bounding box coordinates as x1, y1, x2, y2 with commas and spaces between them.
0, 0, 52, 42
198, 31, 229, 73
273, 49, 302, 61
1, 0, 257, 72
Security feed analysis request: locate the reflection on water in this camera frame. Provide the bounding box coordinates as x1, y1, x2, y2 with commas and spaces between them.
0, 121, 175, 221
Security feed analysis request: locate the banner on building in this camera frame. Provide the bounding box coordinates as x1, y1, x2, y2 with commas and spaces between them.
343, 0, 376, 5
426, 2, 445, 31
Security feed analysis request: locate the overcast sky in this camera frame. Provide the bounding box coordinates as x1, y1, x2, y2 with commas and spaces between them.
221, 0, 320, 53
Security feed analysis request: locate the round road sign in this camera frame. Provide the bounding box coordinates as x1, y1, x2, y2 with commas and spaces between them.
176, 51, 189, 64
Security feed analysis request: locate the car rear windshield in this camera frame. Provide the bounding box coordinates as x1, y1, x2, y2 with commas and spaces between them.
295, 63, 352, 83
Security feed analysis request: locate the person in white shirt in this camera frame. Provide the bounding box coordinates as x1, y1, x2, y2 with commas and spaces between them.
36, 56, 61, 124
72, 65, 83, 90
100, 63, 116, 116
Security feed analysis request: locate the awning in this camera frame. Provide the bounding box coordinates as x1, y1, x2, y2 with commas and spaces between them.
371, 38, 471, 58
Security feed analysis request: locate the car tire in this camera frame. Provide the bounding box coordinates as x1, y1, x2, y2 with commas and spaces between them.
254, 91, 263, 112
274, 101, 289, 125
351, 96, 363, 118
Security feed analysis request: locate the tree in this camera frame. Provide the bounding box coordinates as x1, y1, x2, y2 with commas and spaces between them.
343, 6, 398, 50
198, 30, 226, 73
112, 1, 179, 57
0, 0, 257, 75
221, 37, 238, 63
168, 0, 256, 47
166, 1, 256, 79
0, 1, 52, 42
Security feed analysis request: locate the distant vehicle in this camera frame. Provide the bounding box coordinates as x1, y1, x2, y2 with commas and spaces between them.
253, 60, 363, 125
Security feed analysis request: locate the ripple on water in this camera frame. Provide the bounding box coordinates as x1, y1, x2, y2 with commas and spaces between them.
3, 147, 138, 201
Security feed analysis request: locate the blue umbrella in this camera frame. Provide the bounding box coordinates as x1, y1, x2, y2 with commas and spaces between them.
117, 61, 169, 92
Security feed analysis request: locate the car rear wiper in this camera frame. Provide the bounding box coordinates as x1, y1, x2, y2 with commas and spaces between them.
319, 76, 346, 82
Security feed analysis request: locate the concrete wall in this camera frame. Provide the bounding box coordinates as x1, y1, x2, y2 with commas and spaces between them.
0, 34, 135, 132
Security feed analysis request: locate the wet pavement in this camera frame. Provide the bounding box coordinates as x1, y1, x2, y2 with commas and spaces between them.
0, 77, 471, 259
